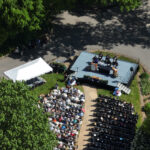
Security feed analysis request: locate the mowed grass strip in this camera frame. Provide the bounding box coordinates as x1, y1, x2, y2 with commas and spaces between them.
140, 73, 150, 95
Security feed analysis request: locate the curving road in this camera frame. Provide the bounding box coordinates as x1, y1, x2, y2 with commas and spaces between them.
0, 0, 150, 78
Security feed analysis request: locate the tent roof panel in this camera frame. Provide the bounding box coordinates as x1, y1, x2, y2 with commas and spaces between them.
4, 57, 53, 82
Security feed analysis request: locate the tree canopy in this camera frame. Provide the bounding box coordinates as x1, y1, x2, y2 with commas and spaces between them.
0, 0, 44, 46
144, 103, 150, 116
131, 103, 150, 150
93, 0, 141, 11
142, 115, 150, 135
0, 0, 44, 31
0, 79, 56, 150
44, 0, 141, 15
142, 103, 150, 135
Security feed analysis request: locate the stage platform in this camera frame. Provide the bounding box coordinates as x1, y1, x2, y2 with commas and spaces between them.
70, 52, 138, 88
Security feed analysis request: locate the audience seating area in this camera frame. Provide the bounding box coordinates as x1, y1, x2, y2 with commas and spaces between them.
39, 87, 85, 150
88, 95, 138, 150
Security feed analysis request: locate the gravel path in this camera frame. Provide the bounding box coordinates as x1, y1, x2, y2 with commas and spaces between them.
77, 85, 98, 150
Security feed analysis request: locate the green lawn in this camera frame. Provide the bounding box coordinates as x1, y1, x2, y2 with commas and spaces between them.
97, 75, 142, 128
31, 73, 65, 98
140, 73, 150, 96
75, 85, 84, 92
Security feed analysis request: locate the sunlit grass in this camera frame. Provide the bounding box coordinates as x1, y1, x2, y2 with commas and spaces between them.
31, 73, 65, 98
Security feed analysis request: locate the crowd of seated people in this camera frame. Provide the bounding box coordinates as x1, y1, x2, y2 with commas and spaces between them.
39, 87, 85, 150
88, 95, 138, 150
92, 53, 118, 68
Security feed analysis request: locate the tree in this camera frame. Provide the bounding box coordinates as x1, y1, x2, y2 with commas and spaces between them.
131, 128, 150, 150
144, 103, 150, 115
131, 102, 150, 149
142, 103, 150, 135
0, 0, 44, 31
115, 0, 141, 11
0, 0, 44, 46
0, 79, 57, 150
82, 0, 141, 11
44, 0, 141, 12
142, 115, 150, 135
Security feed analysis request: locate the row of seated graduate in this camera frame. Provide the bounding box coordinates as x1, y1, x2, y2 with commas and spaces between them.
87, 95, 138, 150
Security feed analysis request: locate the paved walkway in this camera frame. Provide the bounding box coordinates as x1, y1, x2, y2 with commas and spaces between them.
1, 0, 150, 76
77, 85, 98, 150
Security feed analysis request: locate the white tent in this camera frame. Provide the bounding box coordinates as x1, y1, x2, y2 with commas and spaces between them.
4, 57, 53, 82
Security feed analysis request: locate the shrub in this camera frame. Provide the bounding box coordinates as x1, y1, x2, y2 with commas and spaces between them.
142, 116, 150, 135
50, 62, 67, 73
140, 72, 149, 80
144, 103, 150, 115
140, 73, 150, 95
131, 128, 150, 150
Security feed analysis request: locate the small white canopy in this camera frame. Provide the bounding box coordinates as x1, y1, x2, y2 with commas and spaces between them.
4, 57, 53, 82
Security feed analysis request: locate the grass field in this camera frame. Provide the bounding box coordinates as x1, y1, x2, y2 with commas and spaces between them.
75, 85, 84, 92
140, 73, 150, 96
31, 73, 84, 98
31, 73, 65, 98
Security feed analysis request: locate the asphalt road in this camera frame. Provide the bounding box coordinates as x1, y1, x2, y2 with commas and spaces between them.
1, 0, 150, 78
